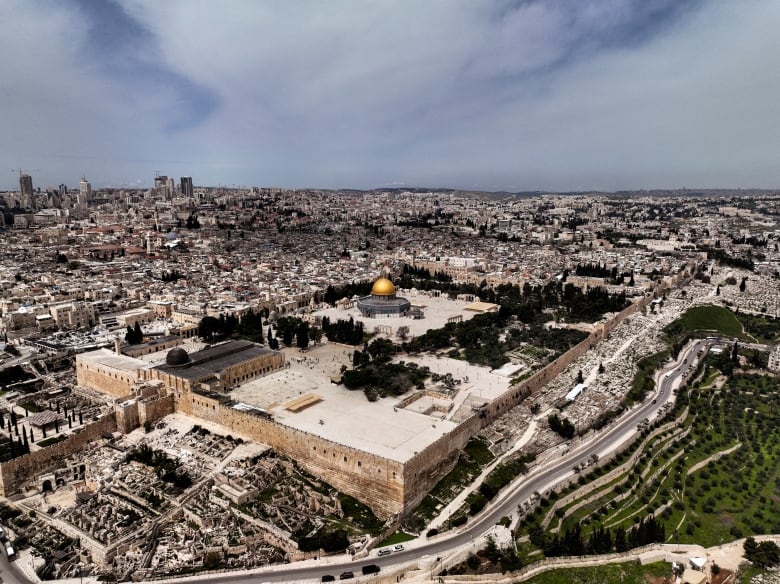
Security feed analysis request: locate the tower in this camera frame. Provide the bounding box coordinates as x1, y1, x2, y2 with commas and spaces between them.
180, 176, 193, 197
19, 174, 33, 197
19, 174, 33, 208
154, 174, 174, 199
78, 176, 91, 211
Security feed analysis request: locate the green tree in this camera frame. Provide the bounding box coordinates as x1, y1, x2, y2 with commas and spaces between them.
296, 321, 310, 350
744, 537, 780, 568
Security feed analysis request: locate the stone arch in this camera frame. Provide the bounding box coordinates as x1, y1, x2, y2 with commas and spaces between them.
42, 479, 53, 492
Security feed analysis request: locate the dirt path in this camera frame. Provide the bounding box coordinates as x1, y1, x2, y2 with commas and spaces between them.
687, 443, 742, 476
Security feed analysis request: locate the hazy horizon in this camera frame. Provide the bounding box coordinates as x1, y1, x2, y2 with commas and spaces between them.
2, 0, 780, 192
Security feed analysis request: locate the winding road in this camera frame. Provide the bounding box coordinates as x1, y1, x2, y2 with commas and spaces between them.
3, 340, 709, 584
161, 339, 710, 584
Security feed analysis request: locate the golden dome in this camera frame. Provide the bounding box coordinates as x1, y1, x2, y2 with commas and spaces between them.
371, 277, 396, 296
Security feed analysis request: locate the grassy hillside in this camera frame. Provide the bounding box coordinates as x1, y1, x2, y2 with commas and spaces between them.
523, 560, 670, 584
678, 305, 743, 338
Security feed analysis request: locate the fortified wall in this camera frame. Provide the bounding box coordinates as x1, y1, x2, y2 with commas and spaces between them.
402, 412, 483, 512
0, 414, 118, 496
76, 350, 138, 398
482, 289, 659, 426
178, 387, 480, 519
50, 263, 700, 521
480, 256, 700, 426
176, 391, 408, 518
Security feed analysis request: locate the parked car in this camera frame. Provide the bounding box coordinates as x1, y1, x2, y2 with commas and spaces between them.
377, 548, 391, 556
321, 576, 335, 582
362, 564, 381, 575
394, 544, 405, 552
339, 571, 354, 580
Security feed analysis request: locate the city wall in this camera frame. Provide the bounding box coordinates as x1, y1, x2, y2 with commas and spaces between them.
139, 394, 175, 426
403, 412, 482, 511
76, 357, 135, 398
0, 413, 118, 496
176, 392, 410, 519
482, 285, 664, 426
37, 261, 699, 522
480, 257, 700, 428
160, 266, 695, 519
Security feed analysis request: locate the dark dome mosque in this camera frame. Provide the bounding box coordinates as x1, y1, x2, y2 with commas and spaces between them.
165, 347, 191, 368
357, 277, 411, 318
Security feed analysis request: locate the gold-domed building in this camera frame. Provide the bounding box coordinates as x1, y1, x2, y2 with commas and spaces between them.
357, 276, 411, 318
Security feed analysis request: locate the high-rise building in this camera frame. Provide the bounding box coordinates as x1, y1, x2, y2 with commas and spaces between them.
19, 174, 33, 197
19, 174, 34, 209
154, 174, 174, 199
79, 177, 91, 198
180, 176, 193, 197
78, 176, 91, 211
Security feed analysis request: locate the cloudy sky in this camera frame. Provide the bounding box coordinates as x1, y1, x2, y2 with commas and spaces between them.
2, 0, 780, 191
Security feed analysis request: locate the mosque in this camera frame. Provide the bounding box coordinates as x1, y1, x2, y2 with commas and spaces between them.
356, 277, 411, 318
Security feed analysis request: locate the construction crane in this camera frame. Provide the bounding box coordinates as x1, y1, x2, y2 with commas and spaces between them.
10, 168, 39, 178
9, 168, 39, 191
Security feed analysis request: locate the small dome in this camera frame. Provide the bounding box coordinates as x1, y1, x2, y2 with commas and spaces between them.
166, 347, 190, 367
371, 277, 396, 296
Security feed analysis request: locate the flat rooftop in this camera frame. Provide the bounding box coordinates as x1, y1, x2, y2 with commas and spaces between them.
229, 344, 459, 463
78, 348, 145, 373
229, 345, 513, 463
272, 383, 457, 463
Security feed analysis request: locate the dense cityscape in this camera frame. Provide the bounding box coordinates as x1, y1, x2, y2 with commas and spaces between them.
0, 174, 778, 583
4, 1, 780, 583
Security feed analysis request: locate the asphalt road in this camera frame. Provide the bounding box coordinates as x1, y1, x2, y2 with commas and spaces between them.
169, 339, 709, 584
5, 340, 708, 584
0, 549, 26, 584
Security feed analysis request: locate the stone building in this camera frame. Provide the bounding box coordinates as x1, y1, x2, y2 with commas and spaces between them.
356, 277, 411, 318
49, 301, 99, 330
768, 345, 780, 372
76, 349, 146, 398
143, 340, 285, 394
